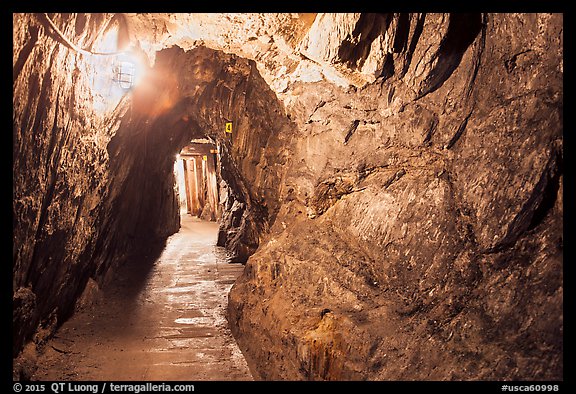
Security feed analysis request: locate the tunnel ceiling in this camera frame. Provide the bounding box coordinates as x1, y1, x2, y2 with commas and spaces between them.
119, 13, 325, 90
102, 13, 436, 98
13, 13, 563, 381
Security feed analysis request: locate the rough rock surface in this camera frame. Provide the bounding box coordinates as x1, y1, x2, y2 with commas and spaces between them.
228, 13, 563, 380
13, 13, 126, 361
14, 13, 562, 380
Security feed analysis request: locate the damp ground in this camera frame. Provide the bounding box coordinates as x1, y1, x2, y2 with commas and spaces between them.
31, 216, 253, 381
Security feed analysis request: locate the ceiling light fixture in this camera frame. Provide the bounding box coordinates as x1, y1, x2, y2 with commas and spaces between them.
114, 59, 136, 90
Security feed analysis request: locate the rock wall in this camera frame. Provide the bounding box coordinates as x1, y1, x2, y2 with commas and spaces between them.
227, 13, 563, 380
13, 13, 127, 357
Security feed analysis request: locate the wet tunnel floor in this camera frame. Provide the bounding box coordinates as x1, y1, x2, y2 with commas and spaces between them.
32, 217, 253, 381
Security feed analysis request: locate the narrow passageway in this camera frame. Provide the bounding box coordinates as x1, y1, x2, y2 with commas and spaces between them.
13, 13, 563, 382
32, 216, 253, 381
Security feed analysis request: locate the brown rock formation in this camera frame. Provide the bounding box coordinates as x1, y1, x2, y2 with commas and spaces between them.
228, 13, 563, 381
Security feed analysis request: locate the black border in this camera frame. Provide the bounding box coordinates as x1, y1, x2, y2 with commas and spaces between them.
7, 3, 570, 391
6, 1, 570, 13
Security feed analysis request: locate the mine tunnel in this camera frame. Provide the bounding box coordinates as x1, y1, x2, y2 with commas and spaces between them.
13, 13, 563, 381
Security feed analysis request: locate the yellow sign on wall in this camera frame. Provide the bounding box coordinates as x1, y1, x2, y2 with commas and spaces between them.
225, 122, 233, 134
202, 155, 208, 161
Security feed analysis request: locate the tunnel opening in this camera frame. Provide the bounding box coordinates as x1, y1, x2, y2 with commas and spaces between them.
94, 42, 290, 275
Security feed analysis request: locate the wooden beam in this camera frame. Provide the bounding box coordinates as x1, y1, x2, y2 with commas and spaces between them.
182, 159, 192, 215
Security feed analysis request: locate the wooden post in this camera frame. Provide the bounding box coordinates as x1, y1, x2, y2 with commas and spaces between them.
186, 158, 199, 216
195, 156, 205, 213
182, 159, 192, 215
205, 153, 219, 221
